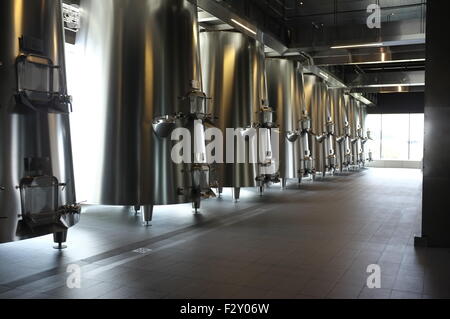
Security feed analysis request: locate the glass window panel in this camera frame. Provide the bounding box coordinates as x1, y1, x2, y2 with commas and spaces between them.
409, 114, 424, 161
366, 114, 382, 160
381, 114, 410, 160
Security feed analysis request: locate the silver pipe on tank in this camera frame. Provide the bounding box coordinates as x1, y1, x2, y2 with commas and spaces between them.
303, 74, 321, 178
351, 99, 373, 169
0, 0, 79, 246
316, 85, 337, 176
253, 50, 279, 195
298, 109, 315, 179
300, 76, 317, 179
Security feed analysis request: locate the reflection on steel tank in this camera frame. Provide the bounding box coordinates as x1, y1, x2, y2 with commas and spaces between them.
0, 0, 79, 247
70, 0, 213, 223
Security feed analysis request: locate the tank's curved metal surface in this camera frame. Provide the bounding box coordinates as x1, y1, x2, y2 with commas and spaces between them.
266, 59, 302, 183
200, 31, 268, 192
0, 0, 78, 244
71, 0, 209, 215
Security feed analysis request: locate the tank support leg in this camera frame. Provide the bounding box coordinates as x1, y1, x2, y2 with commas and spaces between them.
259, 186, 264, 196
280, 178, 287, 190
232, 187, 241, 202
218, 187, 223, 198
142, 205, 153, 227
53, 231, 68, 250
134, 205, 141, 216
193, 197, 201, 214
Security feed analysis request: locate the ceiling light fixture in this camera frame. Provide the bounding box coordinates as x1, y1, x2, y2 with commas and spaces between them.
365, 83, 425, 88
346, 58, 426, 66
331, 42, 384, 49
231, 19, 257, 35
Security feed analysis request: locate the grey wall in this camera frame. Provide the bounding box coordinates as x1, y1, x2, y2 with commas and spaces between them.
369, 92, 424, 114
421, 0, 450, 247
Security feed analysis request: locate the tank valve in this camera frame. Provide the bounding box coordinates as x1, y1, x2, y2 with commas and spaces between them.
325, 120, 335, 136
152, 115, 177, 138
286, 131, 299, 142
258, 105, 277, 129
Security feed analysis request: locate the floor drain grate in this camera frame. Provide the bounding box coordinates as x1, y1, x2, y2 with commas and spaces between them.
133, 248, 153, 254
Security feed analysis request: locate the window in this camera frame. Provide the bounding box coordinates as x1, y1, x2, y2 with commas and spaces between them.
366, 113, 424, 161
381, 114, 410, 160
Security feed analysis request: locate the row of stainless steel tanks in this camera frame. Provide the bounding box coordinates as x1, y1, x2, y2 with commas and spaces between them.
0, 0, 370, 245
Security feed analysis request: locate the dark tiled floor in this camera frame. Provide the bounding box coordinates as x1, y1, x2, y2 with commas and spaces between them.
1, 168, 450, 299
